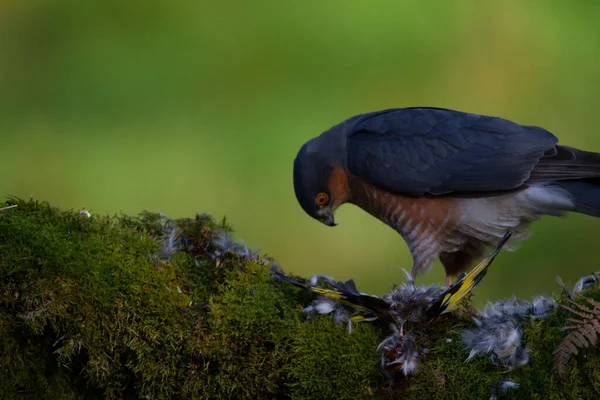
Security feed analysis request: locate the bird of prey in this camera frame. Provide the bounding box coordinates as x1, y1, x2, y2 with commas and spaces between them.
293, 107, 600, 285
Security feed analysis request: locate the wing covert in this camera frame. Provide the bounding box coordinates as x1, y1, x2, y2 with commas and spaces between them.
345, 108, 558, 196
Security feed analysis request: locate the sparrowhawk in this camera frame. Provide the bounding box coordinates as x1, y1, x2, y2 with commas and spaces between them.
293, 107, 600, 285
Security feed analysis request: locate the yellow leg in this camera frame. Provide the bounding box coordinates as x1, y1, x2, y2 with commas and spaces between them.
446, 275, 454, 287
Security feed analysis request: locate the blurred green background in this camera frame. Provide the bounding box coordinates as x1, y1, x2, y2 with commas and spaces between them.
2, 1, 600, 306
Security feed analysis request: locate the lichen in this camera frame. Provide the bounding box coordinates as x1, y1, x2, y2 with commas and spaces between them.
2, 197, 600, 399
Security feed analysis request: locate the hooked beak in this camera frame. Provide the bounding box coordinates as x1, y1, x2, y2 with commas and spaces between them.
322, 213, 337, 227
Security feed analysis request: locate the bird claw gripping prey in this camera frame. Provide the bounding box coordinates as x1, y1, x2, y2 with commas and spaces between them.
271, 230, 512, 325
294, 106, 600, 283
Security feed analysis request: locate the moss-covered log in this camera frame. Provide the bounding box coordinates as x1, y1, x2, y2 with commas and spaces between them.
1, 198, 600, 399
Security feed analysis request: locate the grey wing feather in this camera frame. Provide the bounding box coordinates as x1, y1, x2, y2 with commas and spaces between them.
345, 107, 560, 196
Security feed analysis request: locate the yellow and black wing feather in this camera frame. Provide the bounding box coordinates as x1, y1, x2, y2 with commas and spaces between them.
271, 269, 389, 319
426, 231, 513, 318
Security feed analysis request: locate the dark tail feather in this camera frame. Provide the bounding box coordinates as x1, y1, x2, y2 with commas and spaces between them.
531, 145, 600, 180
555, 178, 600, 217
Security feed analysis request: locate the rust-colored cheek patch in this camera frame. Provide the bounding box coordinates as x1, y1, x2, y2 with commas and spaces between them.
328, 166, 350, 208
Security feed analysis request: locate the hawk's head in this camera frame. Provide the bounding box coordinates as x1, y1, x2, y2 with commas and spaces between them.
293, 133, 348, 227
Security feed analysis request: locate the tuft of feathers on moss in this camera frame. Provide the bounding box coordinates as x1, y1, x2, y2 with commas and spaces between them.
2, 197, 600, 399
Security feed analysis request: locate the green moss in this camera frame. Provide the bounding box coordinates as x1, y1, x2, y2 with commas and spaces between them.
285, 318, 387, 399
2, 197, 600, 399
198, 262, 301, 398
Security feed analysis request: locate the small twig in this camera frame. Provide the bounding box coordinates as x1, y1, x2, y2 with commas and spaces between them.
0, 205, 17, 212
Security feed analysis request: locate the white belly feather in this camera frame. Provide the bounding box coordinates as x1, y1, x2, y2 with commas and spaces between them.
452, 183, 575, 250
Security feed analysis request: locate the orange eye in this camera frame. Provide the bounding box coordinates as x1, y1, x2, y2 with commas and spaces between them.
315, 193, 329, 206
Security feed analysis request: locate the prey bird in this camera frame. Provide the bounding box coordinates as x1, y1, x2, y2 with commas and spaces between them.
293, 107, 600, 285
